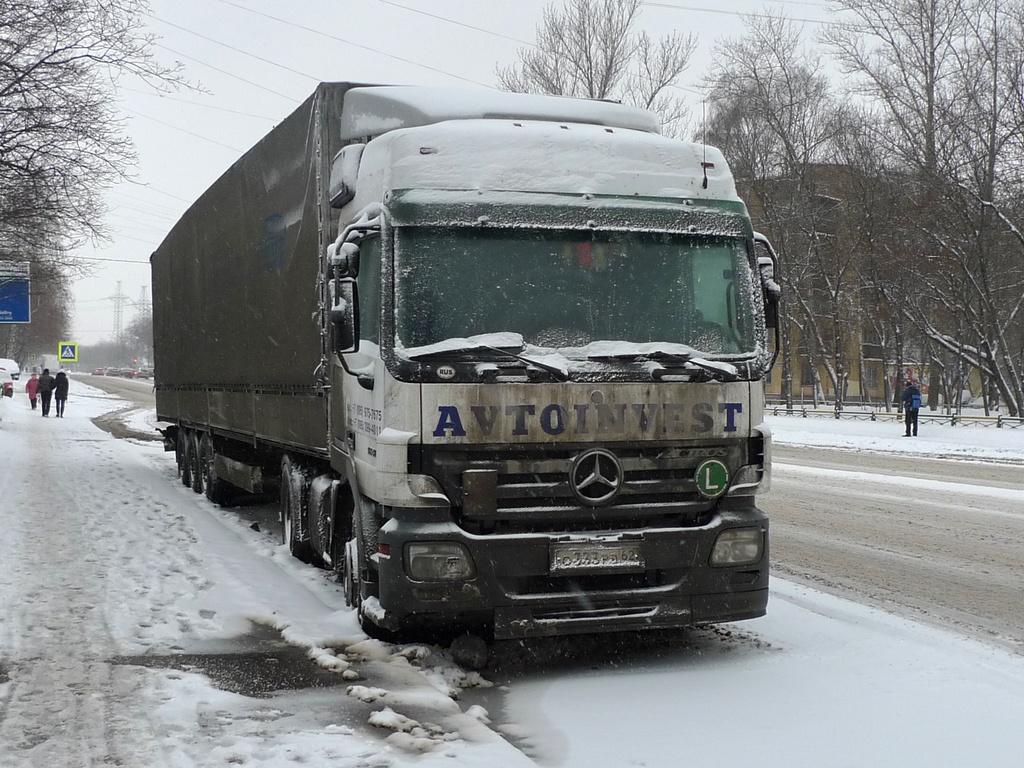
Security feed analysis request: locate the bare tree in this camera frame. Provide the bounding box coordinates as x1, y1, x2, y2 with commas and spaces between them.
0, 0, 187, 356
124, 308, 152, 362
496, 0, 695, 135
827, 0, 1024, 415
704, 12, 859, 408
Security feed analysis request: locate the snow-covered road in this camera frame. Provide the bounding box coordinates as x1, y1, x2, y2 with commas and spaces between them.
2, 381, 1024, 767
766, 449, 1024, 653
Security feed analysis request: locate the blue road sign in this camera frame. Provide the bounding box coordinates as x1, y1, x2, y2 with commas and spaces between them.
59, 342, 79, 363
0, 262, 30, 324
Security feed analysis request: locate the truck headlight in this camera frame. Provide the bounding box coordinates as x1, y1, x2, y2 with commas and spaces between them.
406, 542, 476, 581
710, 527, 764, 567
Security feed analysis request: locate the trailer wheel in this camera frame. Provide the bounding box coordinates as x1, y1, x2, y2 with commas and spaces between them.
280, 455, 314, 562
200, 434, 232, 506
179, 429, 193, 488
174, 429, 185, 481
189, 431, 205, 495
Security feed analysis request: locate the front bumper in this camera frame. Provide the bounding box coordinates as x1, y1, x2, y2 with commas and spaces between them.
373, 502, 769, 640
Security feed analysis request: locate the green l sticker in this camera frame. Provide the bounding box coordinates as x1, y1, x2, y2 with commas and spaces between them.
695, 459, 729, 499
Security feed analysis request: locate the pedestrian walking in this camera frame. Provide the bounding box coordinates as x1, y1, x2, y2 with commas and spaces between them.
54, 370, 69, 418
902, 379, 921, 437
37, 368, 55, 417
24, 372, 39, 410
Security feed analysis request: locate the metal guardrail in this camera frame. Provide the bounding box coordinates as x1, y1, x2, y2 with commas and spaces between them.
767, 406, 1024, 428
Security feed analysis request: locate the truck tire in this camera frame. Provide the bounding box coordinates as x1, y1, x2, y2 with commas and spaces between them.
342, 509, 362, 610
179, 429, 193, 488
189, 430, 205, 495
280, 455, 314, 562
346, 531, 389, 639
174, 428, 185, 482
200, 434, 232, 506
344, 497, 396, 640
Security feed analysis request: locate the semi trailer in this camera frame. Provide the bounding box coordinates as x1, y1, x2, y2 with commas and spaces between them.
151, 82, 781, 640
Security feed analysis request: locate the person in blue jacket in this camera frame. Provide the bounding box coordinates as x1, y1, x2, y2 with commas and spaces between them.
902, 379, 921, 437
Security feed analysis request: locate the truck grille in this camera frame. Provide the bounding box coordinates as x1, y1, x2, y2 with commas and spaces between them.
419, 442, 741, 534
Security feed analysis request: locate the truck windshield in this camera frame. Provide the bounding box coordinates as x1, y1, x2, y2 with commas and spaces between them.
394, 227, 760, 357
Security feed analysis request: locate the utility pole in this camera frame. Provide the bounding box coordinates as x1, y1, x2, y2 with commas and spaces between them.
137, 285, 152, 363
137, 285, 151, 320
112, 281, 127, 352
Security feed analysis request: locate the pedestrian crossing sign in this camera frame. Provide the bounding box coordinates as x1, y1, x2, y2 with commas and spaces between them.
58, 342, 78, 363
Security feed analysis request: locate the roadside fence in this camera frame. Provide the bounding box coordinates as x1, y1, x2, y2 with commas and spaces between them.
766, 405, 1024, 429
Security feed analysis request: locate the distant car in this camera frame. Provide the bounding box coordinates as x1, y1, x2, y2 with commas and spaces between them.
137, 366, 154, 379
1, 371, 14, 398
104, 367, 118, 376
0, 358, 19, 381
92, 367, 105, 375
122, 368, 139, 379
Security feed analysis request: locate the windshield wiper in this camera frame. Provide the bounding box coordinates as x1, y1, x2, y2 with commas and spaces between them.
481, 345, 569, 381
684, 357, 741, 381
407, 342, 569, 381
588, 349, 740, 382
407, 342, 526, 361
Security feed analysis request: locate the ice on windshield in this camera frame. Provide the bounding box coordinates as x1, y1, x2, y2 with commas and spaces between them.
394, 228, 760, 360
403, 332, 526, 358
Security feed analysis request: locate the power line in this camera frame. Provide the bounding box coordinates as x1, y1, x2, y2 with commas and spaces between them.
119, 85, 278, 122
208, 0, 495, 88
77, 255, 152, 264
111, 181, 195, 206
107, 191, 184, 214
643, 1, 829, 24
368, 0, 705, 98
106, 189, 182, 211
373, 0, 535, 47
123, 105, 246, 153
150, 15, 322, 84
104, 205, 179, 226
156, 42, 299, 100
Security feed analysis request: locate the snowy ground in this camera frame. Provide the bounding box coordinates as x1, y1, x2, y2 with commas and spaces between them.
766, 404, 1024, 464
1, 382, 1023, 767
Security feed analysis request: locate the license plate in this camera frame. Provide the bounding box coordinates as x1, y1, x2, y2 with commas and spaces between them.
550, 541, 645, 574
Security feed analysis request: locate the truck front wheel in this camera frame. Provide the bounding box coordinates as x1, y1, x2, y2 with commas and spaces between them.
343, 533, 361, 610
280, 455, 314, 562
345, 529, 392, 640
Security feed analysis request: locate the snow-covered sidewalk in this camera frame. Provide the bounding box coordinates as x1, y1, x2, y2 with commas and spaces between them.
766, 408, 1024, 462
0, 383, 529, 767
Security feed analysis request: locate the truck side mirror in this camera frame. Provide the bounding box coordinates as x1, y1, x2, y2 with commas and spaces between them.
753, 233, 781, 329
331, 277, 360, 354
332, 241, 360, 277
760, 258, 780, 329
329, 144, 365, 209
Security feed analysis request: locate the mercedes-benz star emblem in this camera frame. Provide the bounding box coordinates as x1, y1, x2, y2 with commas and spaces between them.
569, 448, 623, 506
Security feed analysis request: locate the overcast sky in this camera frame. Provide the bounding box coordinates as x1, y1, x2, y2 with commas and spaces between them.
71, 0, 834, 348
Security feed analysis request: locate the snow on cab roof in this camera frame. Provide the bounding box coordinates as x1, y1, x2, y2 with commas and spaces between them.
370, 119, 739, 202
339, 85, 662, 141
